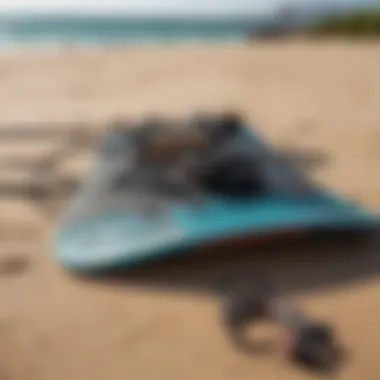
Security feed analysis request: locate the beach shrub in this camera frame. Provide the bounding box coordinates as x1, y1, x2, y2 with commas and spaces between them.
309, 9, 380, 36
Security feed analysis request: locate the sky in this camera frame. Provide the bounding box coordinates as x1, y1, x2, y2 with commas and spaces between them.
0, 0, 280, 15
0, 0, 375, 16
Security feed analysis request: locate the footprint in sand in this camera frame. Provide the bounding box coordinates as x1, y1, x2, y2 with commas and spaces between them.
0, 249, 30, 276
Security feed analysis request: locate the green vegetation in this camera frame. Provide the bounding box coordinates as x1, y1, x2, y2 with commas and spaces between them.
309, 9, 380, 36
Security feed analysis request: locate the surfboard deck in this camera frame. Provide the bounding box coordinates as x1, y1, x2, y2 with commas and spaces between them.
54, 123, 379, 273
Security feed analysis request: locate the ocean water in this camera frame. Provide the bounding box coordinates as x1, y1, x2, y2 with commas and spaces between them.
0, 15, 272, 48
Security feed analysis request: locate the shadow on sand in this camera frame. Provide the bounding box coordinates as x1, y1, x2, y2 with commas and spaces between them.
0, 123, 99, 217
84, 229, 379, 299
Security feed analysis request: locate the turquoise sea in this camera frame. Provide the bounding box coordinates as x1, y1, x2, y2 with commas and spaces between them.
0, 14, 273, 47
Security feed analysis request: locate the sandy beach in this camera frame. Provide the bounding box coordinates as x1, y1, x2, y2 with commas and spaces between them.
0, 41, 380, 380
